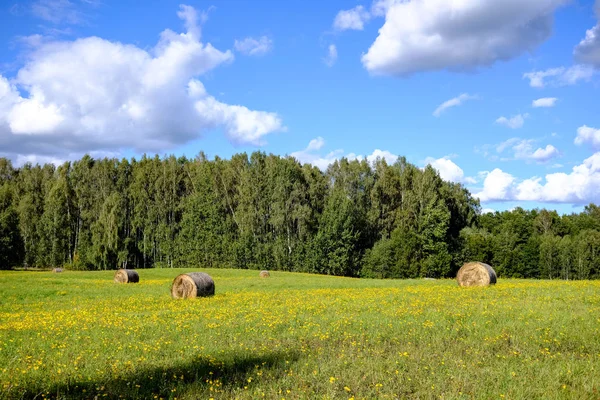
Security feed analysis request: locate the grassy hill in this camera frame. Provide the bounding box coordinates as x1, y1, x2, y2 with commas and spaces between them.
1, 269, 599, 399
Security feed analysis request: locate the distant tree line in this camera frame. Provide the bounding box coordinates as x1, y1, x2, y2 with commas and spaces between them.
0, 154, 598, 279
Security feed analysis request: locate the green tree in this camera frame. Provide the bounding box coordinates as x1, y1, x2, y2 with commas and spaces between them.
0, 183, 23, 269
539, 233, 561, 279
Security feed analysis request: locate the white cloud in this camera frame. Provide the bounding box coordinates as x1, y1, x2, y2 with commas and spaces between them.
349, 149, 398, 165
476, 153, 600, 204
495, 138, 520, 153
371, 0, 398, 17
573, 2, 600, 67
361, 0, 567, 76
0, 5, 284, 162
425, 156, 476, 184
324, 44, 338, 67
291, 138, 344, 171
476, 169, 516, 202
575, 125, 600, 148
8, 99, 64, 134
496, 114, 527, 129
194, 97, 285, 145
496, 138, 559, 163
530, 145, 560, 162
333, 6, 371, 31
523, 65, 595, 88
234, 36, 273, 56
306, 137, 325, 151
532, 97, 557, 108
481, 208, 496, 214
433, 93, 476, 117
332, 0, 399, 33
291, 138, 397, 170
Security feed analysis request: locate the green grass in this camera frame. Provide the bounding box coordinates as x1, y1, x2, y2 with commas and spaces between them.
0, 269, 599, 399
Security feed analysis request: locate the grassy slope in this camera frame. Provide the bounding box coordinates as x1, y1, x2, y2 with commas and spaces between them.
0, 269, 599, 399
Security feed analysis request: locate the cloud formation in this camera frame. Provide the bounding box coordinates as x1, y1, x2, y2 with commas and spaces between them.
433, 93, 476, 117
234, 36, 273, 56
496, 114, 527, 129
324, 44, 338, 67
476, 153, 600, 203
362, 0, 567, 76
492, 138, 560, 163
573, 1, 600, 67
425, 156, 476, 184
575, 125, 600, 148
532, 97, 557, 107
333, 6, 371, 31
332, 0, 397, 31
0, 5, 284, 162
31, 0, 91, 25
291, 137, 397, 170
523, 65, 595, 88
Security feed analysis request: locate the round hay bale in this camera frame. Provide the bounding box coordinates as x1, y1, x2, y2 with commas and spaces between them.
114, 269, 139, 284
456, 262, 497, 287
259, 270, 270, 278
52, 268, 63, 273
171, 272, 215, 299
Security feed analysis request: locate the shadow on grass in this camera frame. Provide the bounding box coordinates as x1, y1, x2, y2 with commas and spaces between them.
19, 350, 298, 399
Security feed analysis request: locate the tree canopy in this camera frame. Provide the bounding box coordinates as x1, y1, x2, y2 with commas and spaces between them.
0, 153, 598, 279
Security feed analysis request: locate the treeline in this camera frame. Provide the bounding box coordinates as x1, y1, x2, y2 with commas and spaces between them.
0, 153, 599, 279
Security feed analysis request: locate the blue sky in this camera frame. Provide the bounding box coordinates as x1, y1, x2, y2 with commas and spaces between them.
1, 0, 600, 214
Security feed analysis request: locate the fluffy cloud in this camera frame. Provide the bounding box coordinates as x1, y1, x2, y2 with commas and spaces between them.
291, 137, 397, 170
476, 153, 600, 203
529, 145, 560, 162
362, 0, 567, 76
234, 36, 273, 56
573, 1, 600, 67
425, 156, 476, 184
495, 138, 559, 163
433, 93, 476, 117
496, 114, 527, 129
333, 6, 371, 31
575, 125, 600, 148
290, 138, 344, 170
0, 5, 284, 161
370, 0, 398, 17
476, 169, 516, 202
348, 149, 398, 165
324, 44, 338, 67
523, 65, 595, 88
532, 97, 557, 107
194, 97, 284, 145
332, 1, 397, 32
306, 137, 325, 151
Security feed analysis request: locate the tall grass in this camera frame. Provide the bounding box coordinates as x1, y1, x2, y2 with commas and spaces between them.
1, 269, 599, 399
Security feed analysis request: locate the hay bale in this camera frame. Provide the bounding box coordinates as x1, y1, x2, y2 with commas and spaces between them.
171, 272, 215, 299
259, 270, 270, 278
456, 262, 497, 287
52, 268, 63, 273
114, 269, 139, 284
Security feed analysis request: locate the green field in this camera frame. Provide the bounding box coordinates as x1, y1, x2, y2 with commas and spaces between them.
1, 269, 599, 399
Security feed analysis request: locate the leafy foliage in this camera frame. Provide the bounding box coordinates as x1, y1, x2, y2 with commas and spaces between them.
0, 154, 599, 279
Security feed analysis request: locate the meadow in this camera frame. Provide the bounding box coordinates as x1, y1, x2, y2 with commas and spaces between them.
0, 269, 599, 399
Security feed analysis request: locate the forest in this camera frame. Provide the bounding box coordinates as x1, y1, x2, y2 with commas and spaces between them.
0, 153, 599, 279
